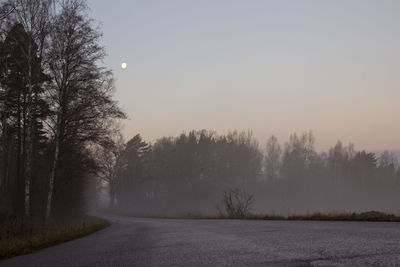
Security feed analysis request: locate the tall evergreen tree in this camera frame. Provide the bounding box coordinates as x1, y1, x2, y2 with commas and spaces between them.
0, 23, 48, 219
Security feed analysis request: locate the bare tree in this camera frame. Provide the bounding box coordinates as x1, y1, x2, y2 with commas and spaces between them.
264, 135, 281, 180
95, 135, 126, 206
220, 187, 254, 218
328, 141, 354, 200
45, 0, 125, 219
0, 1, 15, 24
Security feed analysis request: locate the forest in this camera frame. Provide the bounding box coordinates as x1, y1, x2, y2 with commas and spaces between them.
99, 130, 400, 216
0, 0, 124, 227
1, 0, 400, 228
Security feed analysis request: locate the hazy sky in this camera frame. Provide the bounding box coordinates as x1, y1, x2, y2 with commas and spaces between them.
88, 0, 399, 151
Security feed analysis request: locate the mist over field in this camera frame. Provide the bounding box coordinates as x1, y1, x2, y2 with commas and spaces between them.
97, 130, 400, 216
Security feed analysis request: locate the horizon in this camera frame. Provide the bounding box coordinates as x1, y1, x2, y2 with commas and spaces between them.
117, 127, 400, 155
88, 0, 400, 152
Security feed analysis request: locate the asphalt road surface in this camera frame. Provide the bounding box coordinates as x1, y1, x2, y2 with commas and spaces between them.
2, 213, 400, 266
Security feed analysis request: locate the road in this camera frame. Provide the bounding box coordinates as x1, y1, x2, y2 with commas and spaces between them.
2, 213, 400, 266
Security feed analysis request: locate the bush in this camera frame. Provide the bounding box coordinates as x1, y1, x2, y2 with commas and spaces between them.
220, 188, 254, 218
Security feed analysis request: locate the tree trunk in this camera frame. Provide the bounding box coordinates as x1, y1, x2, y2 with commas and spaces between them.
46, 130, 59, 220
16, 91, 24, 218
24, 42, 33, 218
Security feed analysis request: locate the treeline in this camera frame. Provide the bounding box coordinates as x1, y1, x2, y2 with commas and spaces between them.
101, 130, 400, 215
0, 0, 124, 225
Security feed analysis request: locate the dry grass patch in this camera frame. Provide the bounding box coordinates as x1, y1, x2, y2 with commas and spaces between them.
0, 216, 110, 260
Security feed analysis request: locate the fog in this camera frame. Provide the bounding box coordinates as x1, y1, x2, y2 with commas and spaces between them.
85, 1, 400, 217
97, 130, 400, 217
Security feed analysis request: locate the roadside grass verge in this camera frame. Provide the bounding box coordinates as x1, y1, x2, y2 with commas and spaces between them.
175, 211, 400, 222
244, 211, 400, 222
285, 211, 400, 222
104, 208, 400, 222
0, 216, 110, 260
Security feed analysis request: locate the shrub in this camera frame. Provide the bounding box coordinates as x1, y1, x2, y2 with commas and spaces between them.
220, 188, 254, 218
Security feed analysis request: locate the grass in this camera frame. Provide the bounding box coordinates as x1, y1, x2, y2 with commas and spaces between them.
105, 208, 400, 222
285, 211, 400, 222
199, 211, 400, 222
0, 216, 110, 260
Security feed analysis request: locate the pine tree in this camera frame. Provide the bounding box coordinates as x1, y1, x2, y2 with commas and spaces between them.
0, 23, 49, 220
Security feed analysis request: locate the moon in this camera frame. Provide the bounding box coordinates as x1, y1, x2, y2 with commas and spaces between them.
121, 62, 127, 69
